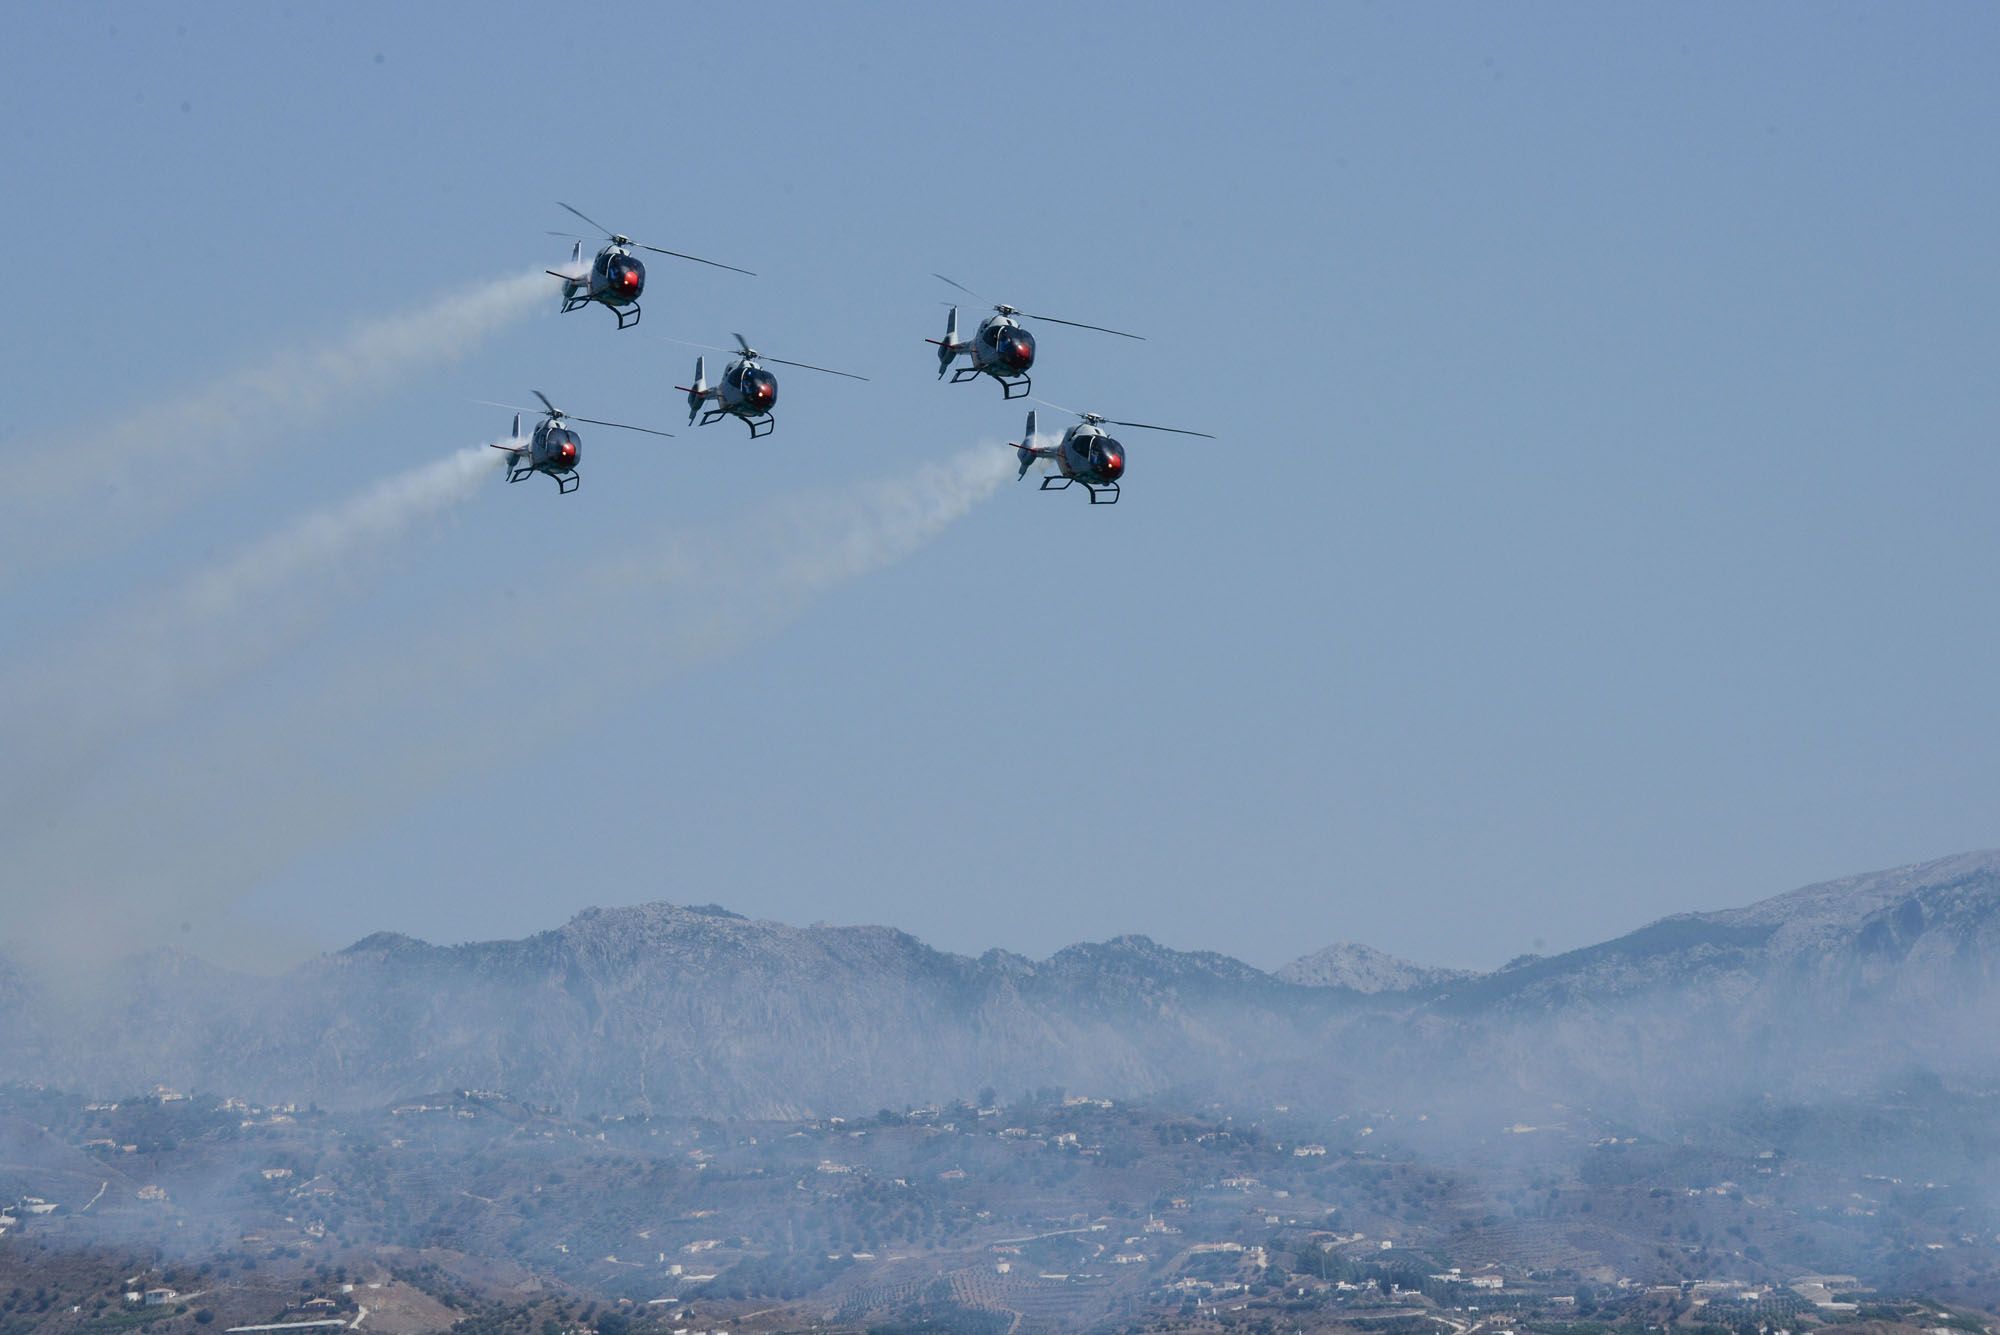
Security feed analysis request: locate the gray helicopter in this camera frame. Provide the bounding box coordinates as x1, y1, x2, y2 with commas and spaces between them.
546, 202, 754, 331
488, 391, 675, 495
674, 334, 869, 439
927, 275, 1142, 399
1011, 405, 1215, 506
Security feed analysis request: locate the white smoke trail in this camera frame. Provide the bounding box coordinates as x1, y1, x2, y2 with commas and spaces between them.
0, 446, 1015, 964
0, 269, 550, 580
0, 442, 507, 816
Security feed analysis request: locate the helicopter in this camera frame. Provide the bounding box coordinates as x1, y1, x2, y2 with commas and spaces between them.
546, 202, 754, 331
1010, 405, 1215, 505
673, 334, 869, 438
487, 391, 675, 495
927, 274, 1142, 399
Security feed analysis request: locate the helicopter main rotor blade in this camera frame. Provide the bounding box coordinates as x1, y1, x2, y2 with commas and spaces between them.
565, 415, 677, 439
474, 398, 535, 414
532, 390, 561, 417
760, 355, 870, 382
556, 201, 616, 239
637, 243, 756, 276
654, 335, 739, 355
724, 332, 866, 379
1103, 419, 1217, 439
1020, 311, 1146, 340
933, 273, 985, 300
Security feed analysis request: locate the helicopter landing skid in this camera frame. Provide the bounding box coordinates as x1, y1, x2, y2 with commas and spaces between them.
949, 366, 1031, 399
507, 465, 579, 495
697, 408, 775, 439
1040, 476, 1118, 505
559, 294, 640, 329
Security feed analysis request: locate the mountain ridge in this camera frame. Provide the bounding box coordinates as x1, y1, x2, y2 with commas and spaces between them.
2, 849, 1995, 1120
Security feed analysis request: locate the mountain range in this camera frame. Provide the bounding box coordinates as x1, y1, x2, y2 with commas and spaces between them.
2, 850, 1996, 1122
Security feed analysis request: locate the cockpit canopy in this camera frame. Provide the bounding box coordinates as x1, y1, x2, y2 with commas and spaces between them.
739, 366, 778, 409
537, 425, 582, 466
603, 252, 645, 296
1089, 435, 1125, 480
981, 323, 1034, 372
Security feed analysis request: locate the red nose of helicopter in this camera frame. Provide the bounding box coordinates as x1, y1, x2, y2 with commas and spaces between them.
559, 439, 578, 464
999, 331, 1036, 372
1101, 449, 1125, 480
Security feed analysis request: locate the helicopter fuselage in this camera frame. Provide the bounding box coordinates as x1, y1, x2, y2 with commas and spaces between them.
1052, 424, 1125, 486
1012, 409, 1137, 504
497, 418, 583, 492
527, 420, 583, 475
581, 245, 645, 307
494, 389, 671, 496
712, 358, 779, 419
934, 306, 1037, 398
556, 243, 648, 328
682, 353, 781, 438
967, 313, 1036, 379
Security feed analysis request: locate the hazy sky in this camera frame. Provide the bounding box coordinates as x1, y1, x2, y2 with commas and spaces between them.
2, 3, 1996, 973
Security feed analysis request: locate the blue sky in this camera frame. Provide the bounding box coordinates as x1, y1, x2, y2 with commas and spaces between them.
2, 3, 1996, 971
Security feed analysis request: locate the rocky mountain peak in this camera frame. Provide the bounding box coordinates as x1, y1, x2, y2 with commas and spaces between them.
1277, 941, 1474, 993
1046, 934, 1270, 986
1704, 849, 2000, 956
560, 901, 757, 935
339, 930, 433, 957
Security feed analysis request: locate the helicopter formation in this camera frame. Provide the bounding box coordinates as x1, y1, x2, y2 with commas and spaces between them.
517, 204, 1210, 504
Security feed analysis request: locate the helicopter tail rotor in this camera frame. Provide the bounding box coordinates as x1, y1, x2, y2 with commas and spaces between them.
936, 306, 959, 377
1015, 408, 1041, 480
686, 356, 708, 424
